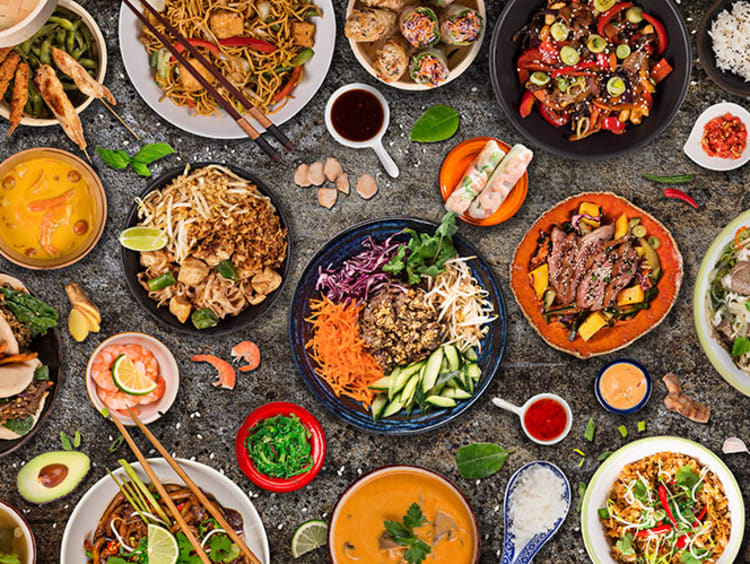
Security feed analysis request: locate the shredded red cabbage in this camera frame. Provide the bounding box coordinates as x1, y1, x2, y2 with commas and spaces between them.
316, 232, 407, 303
570, 214, 601, 235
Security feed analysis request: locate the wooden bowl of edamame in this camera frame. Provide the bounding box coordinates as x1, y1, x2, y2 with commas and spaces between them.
0, 0, 107, 128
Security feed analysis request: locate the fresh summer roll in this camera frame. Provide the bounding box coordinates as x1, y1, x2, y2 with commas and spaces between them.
361, 0, 409, 10
440, 4, 484, 46
410, 47, 449, 87
345, 8, 399, 42
400, 6, 440, 48
468, 144, 533, 219
375, 37, 410, 83
445, 140, 507, 214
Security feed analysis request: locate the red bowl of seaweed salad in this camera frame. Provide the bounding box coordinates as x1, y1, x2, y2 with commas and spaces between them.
235, 401, 326, 492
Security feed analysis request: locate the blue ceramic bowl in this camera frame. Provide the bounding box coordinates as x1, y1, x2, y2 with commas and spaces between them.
288, 217, 507, 435
594, 359, 652, 415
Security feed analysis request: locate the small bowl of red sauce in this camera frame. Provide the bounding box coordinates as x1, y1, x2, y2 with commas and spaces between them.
595, 360, 652, 415
684, 102, 750, 171
492, 393, 572, 446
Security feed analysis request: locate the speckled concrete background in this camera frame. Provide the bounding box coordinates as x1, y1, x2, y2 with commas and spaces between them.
0, 0, 748, 562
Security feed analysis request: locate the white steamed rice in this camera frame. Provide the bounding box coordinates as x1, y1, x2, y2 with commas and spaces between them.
709, 1, 750, 82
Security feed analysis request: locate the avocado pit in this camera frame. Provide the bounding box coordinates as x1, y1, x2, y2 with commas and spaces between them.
38, 463, 69, 488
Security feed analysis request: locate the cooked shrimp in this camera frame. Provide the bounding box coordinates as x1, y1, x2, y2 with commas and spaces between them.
51, 47, 116, 105
91, 345, 125, 392
98, 388, 141, 411
137, 376, 166, 405
8, 62, 29, 137
191, 354, 236, 390
33, 65, 87, 152
231, 340, 261, 372
121, 344, 159, 382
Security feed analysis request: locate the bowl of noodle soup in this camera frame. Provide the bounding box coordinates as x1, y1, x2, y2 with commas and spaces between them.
121, 163, 291, 336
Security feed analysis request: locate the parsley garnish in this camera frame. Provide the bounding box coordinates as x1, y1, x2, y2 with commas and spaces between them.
615, 532, 635, 556
208, 533, 240, 563
675, 466, 702, 493
383, 503, 431, 564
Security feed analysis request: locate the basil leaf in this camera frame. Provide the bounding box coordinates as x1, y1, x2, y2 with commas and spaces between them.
2, 416, 34, 436
732, 336, 750, 358
133, 142, 175, 165
410, 105, 459, 143
131, 161, 152, 177
96, 147, 131, 169
455, 442, 509, 479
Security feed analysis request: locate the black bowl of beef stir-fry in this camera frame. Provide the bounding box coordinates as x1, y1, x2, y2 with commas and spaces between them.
490, 0, 691, 160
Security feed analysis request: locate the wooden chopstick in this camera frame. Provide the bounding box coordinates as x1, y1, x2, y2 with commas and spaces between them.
121, 0, 281, 163
108, 414, 212, 564
136, 0, 294, 152
127, 408, 264, 564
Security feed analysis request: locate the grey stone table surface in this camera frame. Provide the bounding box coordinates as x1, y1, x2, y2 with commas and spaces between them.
1, 0, 749, 562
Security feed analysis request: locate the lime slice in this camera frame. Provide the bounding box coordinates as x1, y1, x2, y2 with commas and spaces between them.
291, 519, 328, 558
112, 354, 156, 396
148, 524, 179, 564
118, 226, 169, 252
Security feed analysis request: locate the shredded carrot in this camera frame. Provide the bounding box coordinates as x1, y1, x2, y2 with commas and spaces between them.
305, 296, 384, 407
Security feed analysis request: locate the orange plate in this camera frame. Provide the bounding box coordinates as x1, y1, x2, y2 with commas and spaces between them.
439, 137, 529, 227
510, 192, 684, 359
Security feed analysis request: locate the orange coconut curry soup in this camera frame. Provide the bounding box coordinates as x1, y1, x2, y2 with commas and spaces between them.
0, 156, 95, 261
331, 469, 477, 564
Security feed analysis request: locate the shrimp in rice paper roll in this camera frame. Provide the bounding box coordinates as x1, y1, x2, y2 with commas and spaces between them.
468, 144, 533, 219
410, 47, 449, 87
375, 37, 410, 83
400, 6, 440, 48
445, 140, 506, 215
440, 4, 483, 46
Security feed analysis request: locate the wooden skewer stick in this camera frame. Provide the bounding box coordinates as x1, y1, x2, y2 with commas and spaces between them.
108, 413, 212, 564
101, 99, 140, 141
127, 408, 264, 564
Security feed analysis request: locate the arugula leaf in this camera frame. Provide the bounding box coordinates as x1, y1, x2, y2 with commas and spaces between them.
410, 105, 460, 143
96, 147, 131, 169
133, 142, 175, 165
60, 431, 72, 451
584, 418, 596, 442
732, 336, 750, 358
0, 554, 21, 564
404, 539, 431, 564
615, 532, 635, 556
33, 365, 49, 381
2, 416, 34, 436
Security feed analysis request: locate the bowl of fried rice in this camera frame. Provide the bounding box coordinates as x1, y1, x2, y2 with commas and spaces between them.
581, 436, 744, 564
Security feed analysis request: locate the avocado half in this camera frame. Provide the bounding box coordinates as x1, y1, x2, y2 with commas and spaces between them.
17, 451, 90, 504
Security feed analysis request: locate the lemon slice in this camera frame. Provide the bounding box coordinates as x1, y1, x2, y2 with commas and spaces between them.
112, 354, 156, 396
148, 524, 179, 564
291, 519, 328, 558
118, 226, 169, 252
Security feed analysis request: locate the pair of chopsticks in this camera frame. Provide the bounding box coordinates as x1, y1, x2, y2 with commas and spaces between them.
108, 408, 263, 564
121, 0, 293, 163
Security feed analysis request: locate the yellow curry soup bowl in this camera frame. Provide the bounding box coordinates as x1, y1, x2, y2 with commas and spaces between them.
0, 147, 107, 270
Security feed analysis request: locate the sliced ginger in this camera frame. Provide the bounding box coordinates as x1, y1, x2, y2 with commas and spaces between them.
64, 282, 101, 342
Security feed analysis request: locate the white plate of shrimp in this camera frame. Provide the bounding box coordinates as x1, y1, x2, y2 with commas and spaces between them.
85, 332, 179, 426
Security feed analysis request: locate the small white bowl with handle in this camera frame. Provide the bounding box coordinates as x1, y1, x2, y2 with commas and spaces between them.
492, 393, 573, 446
324, 83, 399, 178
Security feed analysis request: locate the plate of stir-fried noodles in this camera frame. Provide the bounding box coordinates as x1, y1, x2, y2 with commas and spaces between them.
580, 437, 744, 564
60, 458, 270, 563
117, 0, 335, 139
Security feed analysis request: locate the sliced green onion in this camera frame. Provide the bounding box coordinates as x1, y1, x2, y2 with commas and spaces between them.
648, 236, 662, 250
576, 116, 591, 139
626, 7, 643, 23
560, 45, 580, 65
637, 420, 646, 433
632, 225, 647, 238
147, 272, 176, 291
587, 34, 607, 53
556, 77, 570, 92
530, 71, 550, 86
607, 76, 626, 96
616, 44, 631, 59
584, 418, 596, 442
550, 21, 569, 41
598, 507, 610, 519
594, 0, 616, 11
618, 425, 628, 438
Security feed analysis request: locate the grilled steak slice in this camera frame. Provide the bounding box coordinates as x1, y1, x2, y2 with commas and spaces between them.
602, 243, 639, 307
576, 240, 638, 311
549, 228, 581, 304
548, 227, 567, 293
729, 260, 750, 295
572, 224, 614, 292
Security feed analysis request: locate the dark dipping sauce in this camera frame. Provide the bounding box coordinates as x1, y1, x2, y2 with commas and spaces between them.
330, 89, 384, 142
523, 398, 568, 442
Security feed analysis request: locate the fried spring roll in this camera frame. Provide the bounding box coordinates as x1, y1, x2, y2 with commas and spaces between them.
8, 62, 29, 137
374, 37, 410, 82
468, 144, 533, 219
361, 0, 408, 10
445, 140, 506, 215
344, 8, 398, 42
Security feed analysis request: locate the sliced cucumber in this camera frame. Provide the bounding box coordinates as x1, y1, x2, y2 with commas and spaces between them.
465, 363, 481, 382
390, 367, 412, 400
369, 376, 391, 391
440, 356, 450, 374
444, 345, 461, 372
421, 348, 444, 392
425, 395, 457, 408
382, 396, 405, 418
400, 361, 424, 379
441, 387, 473, 400
400, 375, 420, 408
463, 347, 478, 362
371, 395, 388, 421
388, 366, 402, 400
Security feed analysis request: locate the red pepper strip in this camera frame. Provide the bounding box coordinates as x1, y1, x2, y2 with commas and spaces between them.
518, 69, 530, 84
520, 90, 536, 118
274, 66, 302, 103
641, 91, 653, 110
517, 48, 554, 72
596, 53, 610, 71
736, 227, 748, 249
694, 505, 707, 526
602, 116, 626, 134
218, 36, 277, 53
539, 104, 570, 127
651, 57, 673, 83
538, 39, 560, 64
641, 12, 668, 55
176, 502, 186, 511
597, 2, 633, 36
171, 38, 219, 62
551, 61, 598, 78
664, 188, 698, 209
636, 524, 672, 538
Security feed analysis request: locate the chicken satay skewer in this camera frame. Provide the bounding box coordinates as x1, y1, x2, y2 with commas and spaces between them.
8, 63, 29, 137
0, 52, 21, 101
100, 98, 140, 141
33, 64, 88, 153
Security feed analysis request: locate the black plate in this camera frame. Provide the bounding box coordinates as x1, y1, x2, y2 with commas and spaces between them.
697, 0, 750, 98
0, 279, 63, 458
490, 0, 692, 161
121, 163, 292, 336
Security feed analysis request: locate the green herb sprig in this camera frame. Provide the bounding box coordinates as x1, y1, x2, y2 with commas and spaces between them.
60, 430, 81, 451
97, 143, 175, 177
410, 105, 459, 143
384, 503, 431, 564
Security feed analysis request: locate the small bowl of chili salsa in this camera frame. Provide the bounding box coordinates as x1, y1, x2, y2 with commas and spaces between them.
234, 402, 326, 493
595, 359, 651, 414
520, 393, 572, 445
684, 101, 750, 171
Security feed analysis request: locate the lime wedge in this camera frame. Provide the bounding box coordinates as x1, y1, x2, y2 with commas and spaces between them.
112, 354, 156, 396
291, 519, 328, 558
119, 226, 169, 252
148, 524, 179, 564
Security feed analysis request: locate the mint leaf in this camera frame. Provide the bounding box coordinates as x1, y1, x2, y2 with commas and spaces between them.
96, 147, 131, 169
133, 142, 175, 165
410, 105, 459, 143
403, 503, 427, 531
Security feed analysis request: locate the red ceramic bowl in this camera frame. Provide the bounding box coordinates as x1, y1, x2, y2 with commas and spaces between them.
235, 402, 326, 493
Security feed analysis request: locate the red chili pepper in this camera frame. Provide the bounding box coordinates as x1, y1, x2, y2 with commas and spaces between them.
274, 66, 302, 103
519, 90, 536, 118
106, 540, 119, 553
602, 116, 626, 134
635, 524, 672, 538
651, 57, 673, 83
218, 36, 277, 53
171, 38, 219, 62
539, 104, 570, 127
551, 61, 598, 78
736, 227, 748, 249
658, 485, 678, 527
597, 2, 634, 36
538, 39, 560, 64
641, 12, 668, 55
664, 188, 698, 209
176, 502, 186, 511
694, 505, 708, 526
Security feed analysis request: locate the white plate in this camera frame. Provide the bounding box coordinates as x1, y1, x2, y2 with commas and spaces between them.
581, 436, 745, 564
683, 102, 750, 171
60, 458, 270, 563
694, 210, 750, 396
85, 332, 179, 425
117, 0, 335, 139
